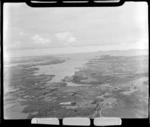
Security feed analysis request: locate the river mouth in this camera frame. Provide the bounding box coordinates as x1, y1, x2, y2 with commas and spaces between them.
4, 54, 95, 119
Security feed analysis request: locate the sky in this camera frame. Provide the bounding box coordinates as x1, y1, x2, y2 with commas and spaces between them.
4, 2, 148, 56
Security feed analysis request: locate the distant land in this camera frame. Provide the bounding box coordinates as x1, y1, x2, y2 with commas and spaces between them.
4, 48, 148, 60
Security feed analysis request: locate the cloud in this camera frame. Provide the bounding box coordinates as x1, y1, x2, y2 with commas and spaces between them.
55, 32, 77, 46
11, 41, 21, 48
135, 39, 148, 49
67, 36, 76, 43
119, 39, 148, 50
120, 42, 127, 45
19, 31, 27, 36
32, 34, 51, 45
55, 32, 69, 41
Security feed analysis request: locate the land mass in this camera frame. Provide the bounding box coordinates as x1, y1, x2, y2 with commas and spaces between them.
4, 49, 148, 119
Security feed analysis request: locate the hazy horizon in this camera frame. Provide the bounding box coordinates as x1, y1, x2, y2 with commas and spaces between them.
4, 48, 148, 60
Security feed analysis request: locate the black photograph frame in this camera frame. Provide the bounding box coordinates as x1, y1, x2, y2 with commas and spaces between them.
0, 0, 149, 126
